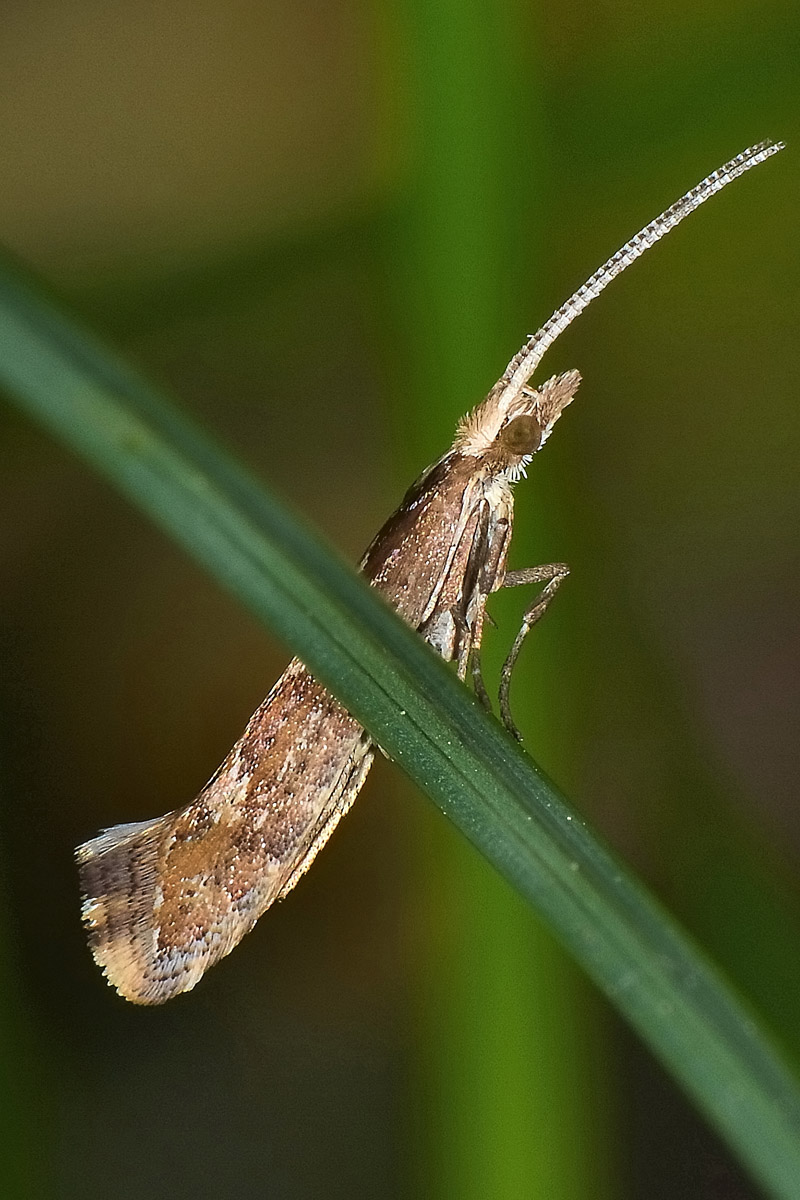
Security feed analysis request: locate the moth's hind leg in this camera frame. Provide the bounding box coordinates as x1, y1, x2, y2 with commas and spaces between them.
498, 563, 569, 741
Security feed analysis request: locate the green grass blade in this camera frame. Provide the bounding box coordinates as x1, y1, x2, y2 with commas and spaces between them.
391, 0, 611, 1191
1, 252, 800, 1199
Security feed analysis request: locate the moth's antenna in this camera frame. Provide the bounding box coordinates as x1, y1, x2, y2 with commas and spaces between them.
501, 139, 784, 396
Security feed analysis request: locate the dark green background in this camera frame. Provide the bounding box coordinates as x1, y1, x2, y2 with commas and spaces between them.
0, 2, 797, 1197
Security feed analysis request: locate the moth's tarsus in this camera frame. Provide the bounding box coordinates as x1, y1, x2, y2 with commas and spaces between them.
77, 140, 783, 1003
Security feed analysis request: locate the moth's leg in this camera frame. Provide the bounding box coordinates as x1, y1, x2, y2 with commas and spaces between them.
447, 501, 497, 704
466, 516, 509, 712
454, 610, 471, 682
471, 651, 493, 712
465, 601, 493, 711
498, 563, 569, 740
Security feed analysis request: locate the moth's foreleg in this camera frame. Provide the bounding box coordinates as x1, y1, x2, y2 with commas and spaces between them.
452, 597, 494, 712
498, 563, 569, 741
469, 621, 494, 713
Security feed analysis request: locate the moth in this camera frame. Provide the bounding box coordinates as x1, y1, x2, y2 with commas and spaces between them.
77, 140, 783, 1004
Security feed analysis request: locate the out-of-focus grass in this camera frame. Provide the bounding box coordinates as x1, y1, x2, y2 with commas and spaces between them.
389, 0, 614, 1195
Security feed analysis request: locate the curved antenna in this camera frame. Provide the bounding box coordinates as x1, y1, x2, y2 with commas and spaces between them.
501, 139, 784, 397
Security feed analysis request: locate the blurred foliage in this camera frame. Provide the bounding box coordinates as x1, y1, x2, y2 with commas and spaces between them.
0, 1, 798, 1198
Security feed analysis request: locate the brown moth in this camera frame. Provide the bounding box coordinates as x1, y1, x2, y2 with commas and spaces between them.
77, 140, 783, 1004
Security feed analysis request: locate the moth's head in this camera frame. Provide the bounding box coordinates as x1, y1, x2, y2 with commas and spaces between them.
451, 144, 781, 479
453, 369, 581, 480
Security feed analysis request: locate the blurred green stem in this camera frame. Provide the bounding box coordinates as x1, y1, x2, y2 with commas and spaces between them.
389, 0, 613, 1195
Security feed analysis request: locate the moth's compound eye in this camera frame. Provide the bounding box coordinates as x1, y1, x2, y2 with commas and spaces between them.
499, 414, 542, 456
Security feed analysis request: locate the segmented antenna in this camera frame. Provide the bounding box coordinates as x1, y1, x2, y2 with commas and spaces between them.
502, 139, 784, 395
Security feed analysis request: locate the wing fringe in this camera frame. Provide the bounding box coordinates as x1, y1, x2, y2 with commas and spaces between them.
77, 816, 193, 1005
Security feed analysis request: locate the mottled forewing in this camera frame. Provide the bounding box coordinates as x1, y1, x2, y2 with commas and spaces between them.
78, 452, 491, 1003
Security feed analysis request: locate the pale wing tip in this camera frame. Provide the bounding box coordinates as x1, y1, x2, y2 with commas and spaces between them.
77, 814, 252, 1005
76, 815, 199, 1005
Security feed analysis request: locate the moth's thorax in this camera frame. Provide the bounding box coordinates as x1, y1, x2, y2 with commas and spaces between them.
360, 452, 510, 624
